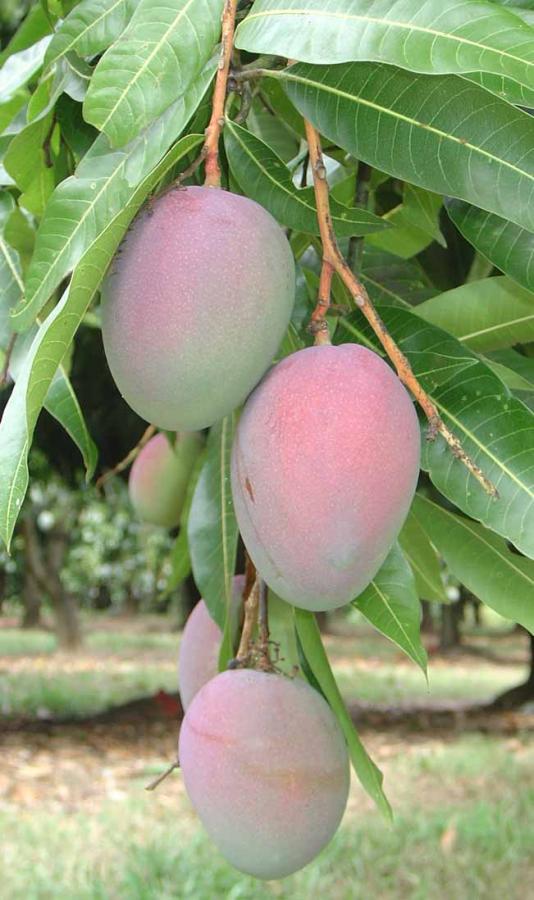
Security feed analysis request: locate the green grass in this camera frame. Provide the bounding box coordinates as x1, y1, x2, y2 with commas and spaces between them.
0, 617, 528, 717
1, 734, 532, 899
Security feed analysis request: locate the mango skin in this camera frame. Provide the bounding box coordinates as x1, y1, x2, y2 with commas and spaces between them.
178, 575, 245, 710
231, 344, 420, 611
128, 432, 202, 528
179, 669, 349, 879
101, 186, 295, 431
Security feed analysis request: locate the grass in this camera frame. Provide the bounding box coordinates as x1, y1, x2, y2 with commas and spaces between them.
0, 613, 528, 717
0, 614, 532, 898
1, 734, 532, 899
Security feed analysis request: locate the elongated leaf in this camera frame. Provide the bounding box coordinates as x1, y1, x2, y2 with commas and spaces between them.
0, 6, 51, 67
0, 35, 51, 103
488, 349, 534, 390
416, 276, 534, 352
367, 185, 444, 259
273, 62, 534, 233
45, 0, 134, 66
1, 195, 97, 480
413, 494, 534, 631
464, 70, 534, 108
446, 199, 534, 294
294, 607, 391, 819
352, 543, 427, 673
224, 119, 388, 237
359, 248, 436, 308
188, 416, 239, 631
336, 306, 534, 559
0, 133, 202, 550
11, 63, 214, 331
399, 507, 447, 602
237, 0, 534, 95
83, 0, 223, 147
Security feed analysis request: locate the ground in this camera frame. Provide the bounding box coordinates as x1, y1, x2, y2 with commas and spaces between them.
0, 612, 532, 899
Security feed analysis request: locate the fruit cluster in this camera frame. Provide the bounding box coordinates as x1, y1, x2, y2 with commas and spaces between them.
102, 186, 420, 879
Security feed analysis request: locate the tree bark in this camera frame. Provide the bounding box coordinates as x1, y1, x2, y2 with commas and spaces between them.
23, 516, 82, 651
489, 631, 534, 709
21, 568, 42, 628
440, 602, 462, 651
421, 600, 434, 634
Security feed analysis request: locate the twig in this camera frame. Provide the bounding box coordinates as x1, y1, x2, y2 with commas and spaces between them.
145, 760, 179, 791
0, 334, 16, 388
235, 573, 260, 665
96, 424, 156, 489
347, 160, 372, 274
203, 0, 239, 187
304, 119, 498, 498
257, 578, 273, 672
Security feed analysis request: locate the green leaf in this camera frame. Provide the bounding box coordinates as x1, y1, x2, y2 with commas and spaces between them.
83, 0, 223, 147
0, 6, 51, 67
336, 306, 534, 559
359, 248, 436, 308
446, 199, 534, 294
272, 62, 534, 233
413, 494, 534, 631
463, 70, 534, 108
487, 349, 534, 390
0, 35, 52, 103
45, 0, 134, 66
367, 185, 444, 259
352, 543, 427, 673
1, 194, 97, 482
3, 112, 56, 217
0, 194, 22, 333
11, 63, 214, 331
399, 506, 447, 602
294, 607, 391, 820
188, 416, 239, 631
0, 132, 202, 550
237, 0, 534, 97
224, 119, 388, 237
416, 276, 534, 352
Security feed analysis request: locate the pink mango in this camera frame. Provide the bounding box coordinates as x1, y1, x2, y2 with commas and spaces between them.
178, 575, 245, 709
231, 344, 420, 610
128, 432, 202, 528
179, 669, 349, 879
101, 187, 295, 431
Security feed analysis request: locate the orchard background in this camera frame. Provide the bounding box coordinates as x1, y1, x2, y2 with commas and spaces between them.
0, 0, 533, 896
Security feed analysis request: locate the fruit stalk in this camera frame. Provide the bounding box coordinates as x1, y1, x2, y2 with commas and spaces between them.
96, 424, 156, 489
204, 0, 239, 188
303, 119, 498, 498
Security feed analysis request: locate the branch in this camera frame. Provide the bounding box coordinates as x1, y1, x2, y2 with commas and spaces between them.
145, 760, 179, 791
96, 424, 156, 490
235, 571, 260, 665
304, 119, 498, 498
203, 0, 239, 187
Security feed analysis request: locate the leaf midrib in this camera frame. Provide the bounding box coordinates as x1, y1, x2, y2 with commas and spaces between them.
420, 498, 534, 586
49, 0, 126, 61
243, 7, 534, 76
277, 69, 534, 185
96, 0, 198, 134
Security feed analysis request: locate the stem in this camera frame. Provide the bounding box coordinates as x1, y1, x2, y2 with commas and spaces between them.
235, 573, 260, 664
145, 760, 179, 791
257, 579, 272, 671
305, 121, 334, 346
347, 160, 372, 274
96, 424, 156, 489
304, 119, 498, 498
203, 0, 239, 188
